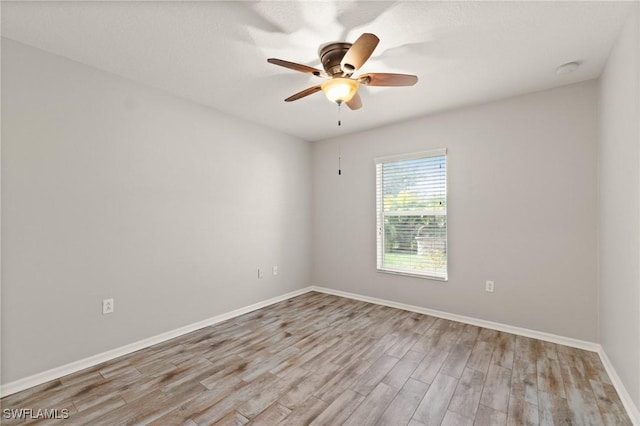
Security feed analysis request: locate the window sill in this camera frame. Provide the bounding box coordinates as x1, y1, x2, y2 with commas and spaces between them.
376, 268, 448, 282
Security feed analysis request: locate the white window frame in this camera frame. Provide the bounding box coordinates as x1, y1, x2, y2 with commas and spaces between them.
375, 148, 448, 281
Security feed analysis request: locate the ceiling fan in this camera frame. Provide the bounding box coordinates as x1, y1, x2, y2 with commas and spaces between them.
267, 33, 418, 110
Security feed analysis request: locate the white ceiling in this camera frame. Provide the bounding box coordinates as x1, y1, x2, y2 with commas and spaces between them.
1, 1, 633, 141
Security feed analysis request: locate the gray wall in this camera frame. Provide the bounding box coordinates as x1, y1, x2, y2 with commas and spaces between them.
312, 81, 598, 342
598, 3, 640, 408
1, 39, 311, 383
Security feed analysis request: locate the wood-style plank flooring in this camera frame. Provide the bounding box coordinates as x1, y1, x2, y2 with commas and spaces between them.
0, 292, 632, 425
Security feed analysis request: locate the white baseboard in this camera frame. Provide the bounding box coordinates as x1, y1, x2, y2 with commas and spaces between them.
597, 347, 640, 425
0, 287, 313, 397
310, 286, 600, 352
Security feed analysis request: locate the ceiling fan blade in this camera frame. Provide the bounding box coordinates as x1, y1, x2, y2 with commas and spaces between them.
267, 58, 325, 77
341, 33, 380, 74
346, 92, 362, 110
284, 85, 322, 102
358, 73, 418, 87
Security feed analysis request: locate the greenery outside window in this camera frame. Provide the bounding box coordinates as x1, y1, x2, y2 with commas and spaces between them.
375, 149, 448, 280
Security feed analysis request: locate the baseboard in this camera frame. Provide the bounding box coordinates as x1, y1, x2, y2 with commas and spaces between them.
597, 348, 640, 425
310, 286, 600, 352
0, 286, 313, 397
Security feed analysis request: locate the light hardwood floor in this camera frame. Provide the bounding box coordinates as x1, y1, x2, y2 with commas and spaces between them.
0, 292, 632, 425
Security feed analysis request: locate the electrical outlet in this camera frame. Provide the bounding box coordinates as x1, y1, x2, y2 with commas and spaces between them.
102, 298, 114, 314
258, 268, 264, 279
272, 266, 278, 276
485, 281, 495, 293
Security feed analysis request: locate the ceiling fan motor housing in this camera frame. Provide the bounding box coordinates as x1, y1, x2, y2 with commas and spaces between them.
319, 42, 353, 77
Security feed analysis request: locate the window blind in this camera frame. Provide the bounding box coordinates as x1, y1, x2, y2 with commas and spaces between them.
375, 149, 447, 280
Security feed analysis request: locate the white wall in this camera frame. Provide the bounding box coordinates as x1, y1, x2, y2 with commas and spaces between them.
312, 81, 598, 342
598, 3, 640, 410
1, 38, 311, 383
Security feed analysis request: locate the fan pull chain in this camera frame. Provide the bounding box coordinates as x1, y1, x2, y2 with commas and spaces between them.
337, 101, 342, 127
338, 144, 342, 176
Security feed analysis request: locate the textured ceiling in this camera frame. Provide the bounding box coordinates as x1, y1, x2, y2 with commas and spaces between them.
1, 1, 633, 141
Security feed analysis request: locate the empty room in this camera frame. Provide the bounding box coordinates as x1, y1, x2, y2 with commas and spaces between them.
1, 1, 639, 425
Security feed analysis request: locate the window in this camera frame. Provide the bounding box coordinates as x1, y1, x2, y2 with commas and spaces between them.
376, 149, 447, 280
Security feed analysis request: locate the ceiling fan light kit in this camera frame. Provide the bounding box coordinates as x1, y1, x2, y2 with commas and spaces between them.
267, 32, 418, 111
321, 78, 359, 103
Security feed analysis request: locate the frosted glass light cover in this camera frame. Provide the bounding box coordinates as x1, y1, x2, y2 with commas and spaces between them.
321, 78, 359, 103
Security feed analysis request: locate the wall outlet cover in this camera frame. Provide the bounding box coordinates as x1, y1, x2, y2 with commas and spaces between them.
485, 281, 495, 293
102, 298, 114, 314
